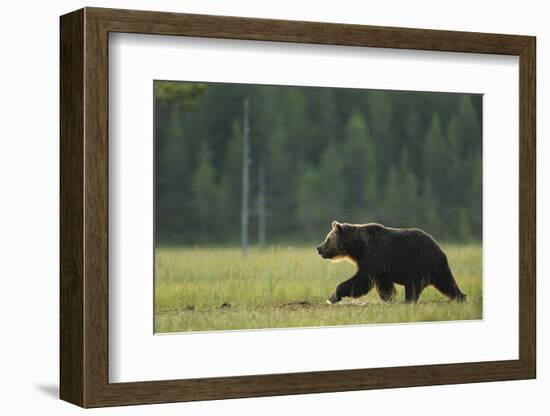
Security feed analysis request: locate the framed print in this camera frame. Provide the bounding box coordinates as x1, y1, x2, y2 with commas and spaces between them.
60, 7, 536, 408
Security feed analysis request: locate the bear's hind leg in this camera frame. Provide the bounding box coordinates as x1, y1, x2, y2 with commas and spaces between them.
432, 262, 466, 302
404, 279, 427, 303
376, 280, 396, 303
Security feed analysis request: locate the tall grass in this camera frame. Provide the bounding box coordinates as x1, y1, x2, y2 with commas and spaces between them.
155, 244, 482, 333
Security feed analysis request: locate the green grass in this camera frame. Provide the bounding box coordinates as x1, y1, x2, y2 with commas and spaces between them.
155, 244, 482, 333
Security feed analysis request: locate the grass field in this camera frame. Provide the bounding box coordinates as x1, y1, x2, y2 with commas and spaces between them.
155, 244, 482, 333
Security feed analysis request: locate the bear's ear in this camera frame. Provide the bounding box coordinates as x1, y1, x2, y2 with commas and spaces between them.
332, 221, 343, 233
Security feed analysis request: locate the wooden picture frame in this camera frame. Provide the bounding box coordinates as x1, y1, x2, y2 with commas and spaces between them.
60, 7, 536, 408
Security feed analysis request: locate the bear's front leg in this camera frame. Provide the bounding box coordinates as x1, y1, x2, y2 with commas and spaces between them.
327, 272, 373, 304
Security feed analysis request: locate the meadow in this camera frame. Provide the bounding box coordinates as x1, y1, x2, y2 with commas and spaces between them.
155, 244, 482, 333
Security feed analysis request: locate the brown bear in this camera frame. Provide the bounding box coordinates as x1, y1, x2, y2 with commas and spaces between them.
317, 221, 466, 304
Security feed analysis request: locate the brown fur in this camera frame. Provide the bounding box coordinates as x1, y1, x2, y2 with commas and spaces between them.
317, 221, 466, 304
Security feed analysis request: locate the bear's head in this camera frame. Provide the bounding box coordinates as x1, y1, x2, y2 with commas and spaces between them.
316, 221, 350, 260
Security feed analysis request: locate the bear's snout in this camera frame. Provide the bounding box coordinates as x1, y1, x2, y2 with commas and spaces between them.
317, 245, 330, 258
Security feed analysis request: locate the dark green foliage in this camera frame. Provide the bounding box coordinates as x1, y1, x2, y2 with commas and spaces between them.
154, 82, 206, 111
154, 81, 482, 245
190, 142, 219, 241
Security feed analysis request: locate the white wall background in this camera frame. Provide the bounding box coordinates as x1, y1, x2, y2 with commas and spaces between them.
0, 0, 545, 414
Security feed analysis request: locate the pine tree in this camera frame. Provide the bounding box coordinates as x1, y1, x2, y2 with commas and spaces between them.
219, 120, 243, 239
191, 142, 219, 242
342, 112, 378, 221
456, 95, 481, 158
444, 114, 467, 207
367, 91, 393, 177
155, 108, 189, 243
383, 148, 418, 227
316, 144, 346, 224
419, 179, 440, 237
266, 117, 294, 235
296, 166, 321, 238
422, 113, 449, 196
468, 151, 483, 240
399, 148, 419, 226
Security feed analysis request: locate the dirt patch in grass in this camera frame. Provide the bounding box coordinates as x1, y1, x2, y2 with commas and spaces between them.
278, 300, 315, 310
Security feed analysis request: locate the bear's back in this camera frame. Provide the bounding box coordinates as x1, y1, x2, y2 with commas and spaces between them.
361, 224, 446, 279
364, 223, 444, 258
